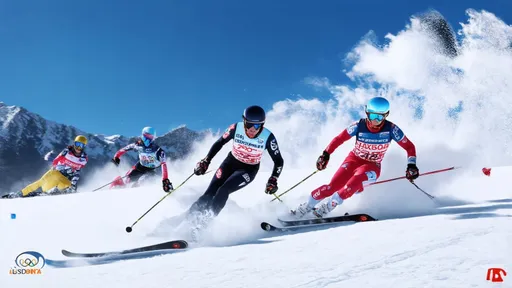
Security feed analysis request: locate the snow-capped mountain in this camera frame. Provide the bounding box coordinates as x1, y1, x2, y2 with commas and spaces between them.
0, 102, 207, 192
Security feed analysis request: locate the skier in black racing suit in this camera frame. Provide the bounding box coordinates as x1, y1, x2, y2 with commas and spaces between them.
186, 105, 284, 240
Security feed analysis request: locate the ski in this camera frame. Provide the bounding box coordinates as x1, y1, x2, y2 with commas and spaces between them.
261, 213, 377, 232
61, 240, 188, 258
279, 213, 376, 227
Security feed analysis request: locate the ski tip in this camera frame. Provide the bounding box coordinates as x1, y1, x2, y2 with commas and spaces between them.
173, 240, 189, 248
362, 213, 377, 221
342, 213, 378, 222
260, 222, 276, 231
61, 249, 74, 257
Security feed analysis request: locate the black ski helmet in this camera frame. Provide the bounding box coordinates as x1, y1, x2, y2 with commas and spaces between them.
242, 105, 266, 124
242, 105, 265, 138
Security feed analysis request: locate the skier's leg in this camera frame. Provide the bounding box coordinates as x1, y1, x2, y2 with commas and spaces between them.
21, 179, 42, 196
184, 159, 237, 242
338, 162, 381, 200
187, 160, 235, 214
128, 163, 154, 187
20, 171, 49, 196
41, 170, 70, 193
133, 167, 157, 187
209, 168, 258, 216
55, 173, 72, 192
313, 161, 381, 218
110, 163, 142, 188
292, 154, 359, 217
22, 169, 64, 195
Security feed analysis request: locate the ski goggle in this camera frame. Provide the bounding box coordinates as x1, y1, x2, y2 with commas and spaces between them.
245, 122, 262, 130
368, 113, 385, 122
142, 133, 154, 140
74, 141, 85, 149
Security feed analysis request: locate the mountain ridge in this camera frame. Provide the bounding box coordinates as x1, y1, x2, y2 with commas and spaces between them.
0, 101, 208, 192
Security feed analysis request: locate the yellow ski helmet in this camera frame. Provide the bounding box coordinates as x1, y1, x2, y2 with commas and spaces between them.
74, 135, 88, 151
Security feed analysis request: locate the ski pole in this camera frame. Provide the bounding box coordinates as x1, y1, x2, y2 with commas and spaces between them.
92, 175, 130, 192
367, 166, 461, 187
409, 181, 435, 200
125, 170, 212, 233
270, 170, 319, 202
272, 193, 283, 202
125, 172, 195, 233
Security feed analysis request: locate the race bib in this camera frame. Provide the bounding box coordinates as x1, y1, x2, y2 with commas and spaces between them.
353, 141, 390, 162
139, 153, 158, 168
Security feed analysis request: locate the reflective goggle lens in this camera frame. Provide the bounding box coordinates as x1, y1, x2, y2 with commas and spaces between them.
74, 141, 85, 149
368, 113, 384, 121
142, 133, 154, 140
245, 122, 262, 129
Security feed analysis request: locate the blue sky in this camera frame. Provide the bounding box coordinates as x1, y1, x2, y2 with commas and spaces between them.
0, 0, 510, 137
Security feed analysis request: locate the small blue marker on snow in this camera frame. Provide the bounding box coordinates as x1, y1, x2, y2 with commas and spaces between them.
10, 213, 16, 219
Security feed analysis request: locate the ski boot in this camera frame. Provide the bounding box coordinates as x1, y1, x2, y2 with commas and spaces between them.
290, 202, 314, 218
186, 209, 215, 243
109, 176, 125, 189
312, 193, 344, 218
1, 191, 23, 199
290, 194, 323, 219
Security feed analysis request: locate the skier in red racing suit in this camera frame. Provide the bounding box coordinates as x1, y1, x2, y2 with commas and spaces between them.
292, 96, 419, 218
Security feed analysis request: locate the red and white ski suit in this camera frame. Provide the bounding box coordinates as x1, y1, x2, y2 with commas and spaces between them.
310, 119, 416, 201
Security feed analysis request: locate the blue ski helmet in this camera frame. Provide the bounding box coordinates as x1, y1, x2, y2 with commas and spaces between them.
141, 126, 155, 147
365, 97, 390, 127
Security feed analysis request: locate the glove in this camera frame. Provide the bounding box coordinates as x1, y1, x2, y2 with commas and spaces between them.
162, 178, 173, 192
194, 158, 210, 175
265, 176, 278, 194
112, 157, 120, 166
316, 151, 330, 170
406, 163, 419, 182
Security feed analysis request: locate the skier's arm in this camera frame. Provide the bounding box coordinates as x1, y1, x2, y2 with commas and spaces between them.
44, 151, 56, 162
266, 133, 284, 178
205, 123, 236, 161
324, 122, 358, 154
391, 124, 417, 164
157, 148, 169, 180
114, 143, 138, 159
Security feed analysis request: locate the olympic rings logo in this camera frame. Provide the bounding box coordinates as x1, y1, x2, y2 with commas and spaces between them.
14, 251, 46, 269
18, 257, 39, 267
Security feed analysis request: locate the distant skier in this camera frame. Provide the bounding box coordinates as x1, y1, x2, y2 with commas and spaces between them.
185, 105, 284, 239
2, 135, 89, 198
292, 96, 419, 218
109, 126, 173, 192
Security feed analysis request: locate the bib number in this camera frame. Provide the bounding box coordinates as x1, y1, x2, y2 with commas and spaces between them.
358, 151, 380, 161
140, 155, 157, 166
